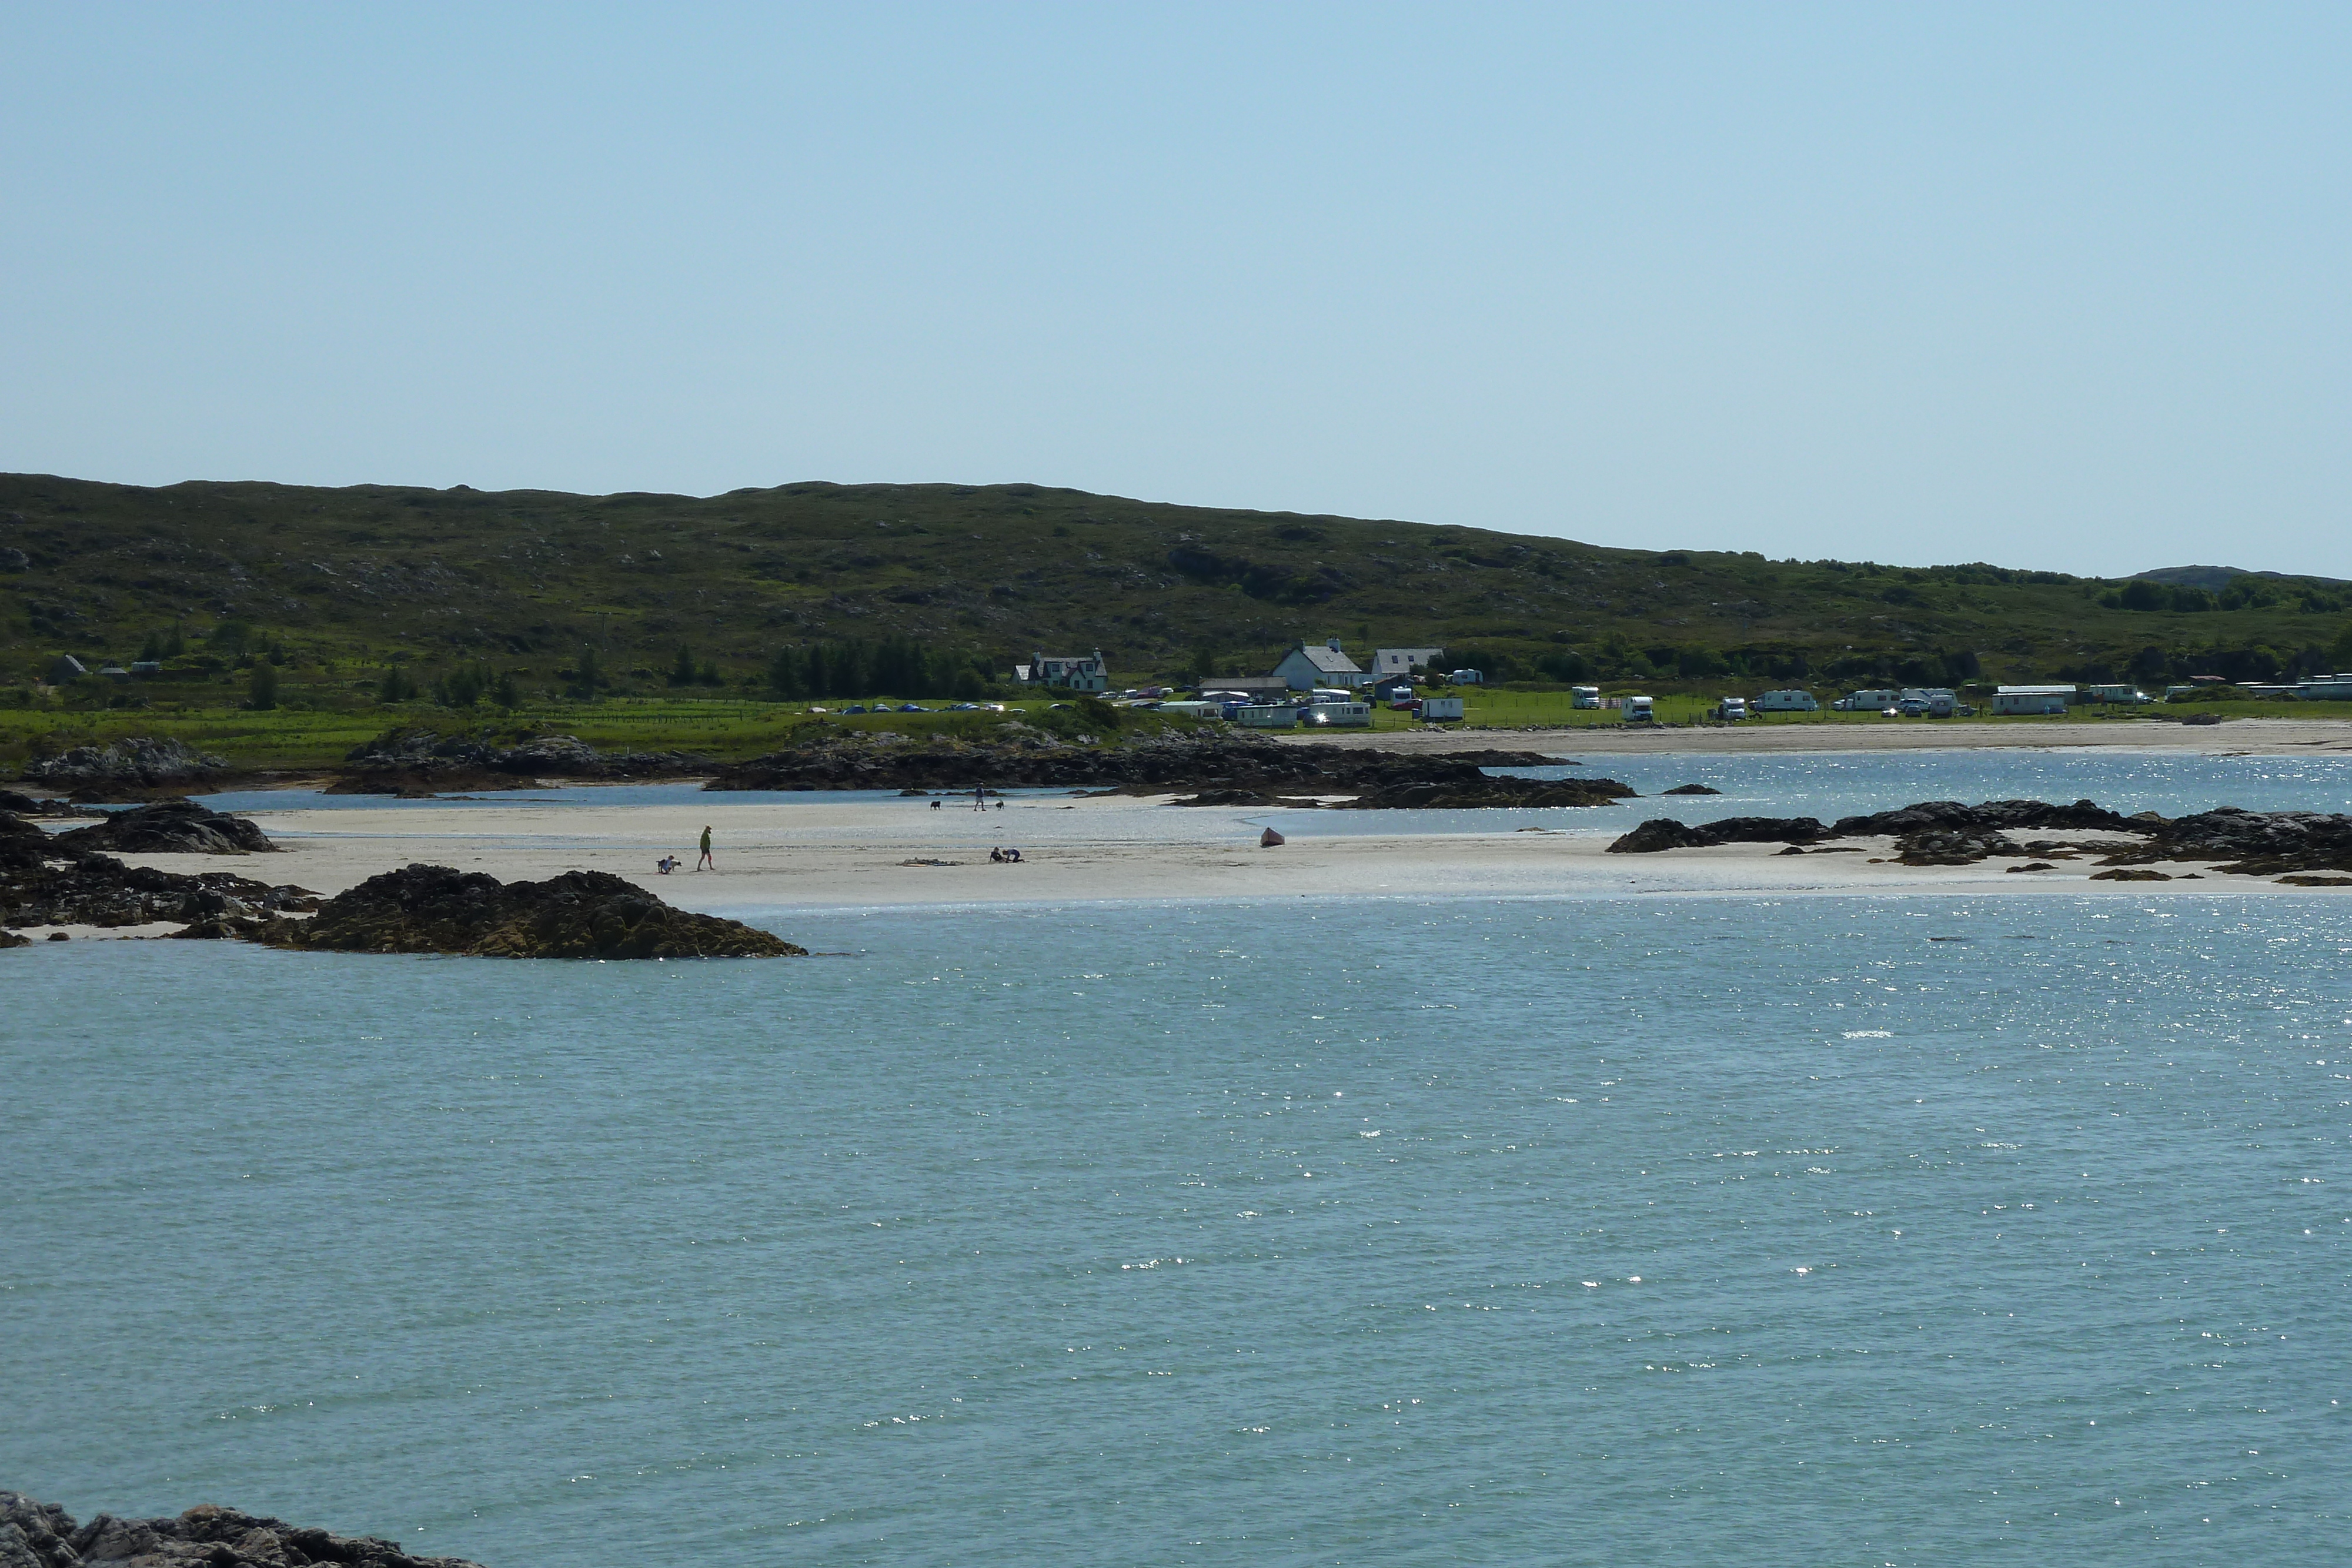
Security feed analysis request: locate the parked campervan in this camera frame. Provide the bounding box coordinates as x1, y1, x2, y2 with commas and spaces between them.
1622, 694, 1656, 724
1570, 686, 1602, 708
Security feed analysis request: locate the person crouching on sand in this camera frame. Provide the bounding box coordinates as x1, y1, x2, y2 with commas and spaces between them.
656, 854, 679, 875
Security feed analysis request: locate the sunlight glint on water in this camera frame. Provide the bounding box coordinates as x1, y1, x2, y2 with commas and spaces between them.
5, 891, 2348, 1566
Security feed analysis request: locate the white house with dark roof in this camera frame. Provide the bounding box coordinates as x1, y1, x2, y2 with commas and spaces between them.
1369, 647, 1444, 677
1271, 638, 1366, 691
1015, 648, 1109, 693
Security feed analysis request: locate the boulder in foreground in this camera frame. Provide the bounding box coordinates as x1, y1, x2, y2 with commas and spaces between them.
0, 1490, 486, 1567
262, 864, 806, 958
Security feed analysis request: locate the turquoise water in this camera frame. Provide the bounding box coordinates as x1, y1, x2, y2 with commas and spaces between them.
6, 890, 2349, 1564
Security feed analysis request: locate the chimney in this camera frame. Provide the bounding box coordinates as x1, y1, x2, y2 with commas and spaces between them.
1327, 637, 1342, 652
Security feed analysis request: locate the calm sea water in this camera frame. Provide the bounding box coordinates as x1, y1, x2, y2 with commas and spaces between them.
6, 884, 2348, 1565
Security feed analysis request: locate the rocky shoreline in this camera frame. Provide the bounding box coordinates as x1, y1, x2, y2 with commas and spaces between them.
1607, 798, 2352, 883
0, 1489, 483, 1567
1, 799, 801, 957
704, 727, 1625, 806
259, 864, 805, 958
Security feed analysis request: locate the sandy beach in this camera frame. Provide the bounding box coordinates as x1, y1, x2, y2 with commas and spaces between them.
46, 789, 2318, 930
1284, 715, 2352, 756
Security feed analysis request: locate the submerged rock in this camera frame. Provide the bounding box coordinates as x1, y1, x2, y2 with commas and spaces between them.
0, 1489, 486, 1567
51, 799, 275, 855
262, 864, 805, 959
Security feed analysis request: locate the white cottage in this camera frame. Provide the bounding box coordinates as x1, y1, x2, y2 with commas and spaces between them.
1271, 639, 1365, 691
1016, 649, 1109, 693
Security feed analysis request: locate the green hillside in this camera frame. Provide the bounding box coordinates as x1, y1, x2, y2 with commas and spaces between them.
4, 472, 2349, 714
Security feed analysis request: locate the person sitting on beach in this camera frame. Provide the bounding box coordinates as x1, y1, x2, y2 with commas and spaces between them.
656, 855, 679, 875
990, 847, 1005, 862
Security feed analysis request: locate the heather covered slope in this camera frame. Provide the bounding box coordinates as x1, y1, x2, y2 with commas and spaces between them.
4, 473, 2348, 698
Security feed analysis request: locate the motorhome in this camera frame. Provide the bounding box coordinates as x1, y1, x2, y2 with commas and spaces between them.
1715, 697, 1749, 721
1622, 694, 1656, 724
1570, 686, 1602, 708
1754, 690, 1819, 712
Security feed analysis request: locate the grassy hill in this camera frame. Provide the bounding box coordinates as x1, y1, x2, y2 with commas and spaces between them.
4, 472, 2350, 720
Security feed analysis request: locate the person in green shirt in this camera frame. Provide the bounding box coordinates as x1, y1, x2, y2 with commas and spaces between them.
697, 824, 714, 871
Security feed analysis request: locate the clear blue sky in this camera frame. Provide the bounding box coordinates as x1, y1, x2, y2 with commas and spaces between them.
4, 3, 2346, 576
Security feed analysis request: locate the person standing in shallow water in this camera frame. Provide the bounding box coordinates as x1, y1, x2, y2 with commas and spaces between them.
697, 825, 714, 871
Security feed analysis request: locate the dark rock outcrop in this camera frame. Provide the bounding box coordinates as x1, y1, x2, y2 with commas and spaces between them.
1823, 799, 2134, 838
21, 737, 227, 795
1608, 815, 1829, 852
1891, 828, 2027, 865
332, 729, 712, 794
1331, 777, 1635, 810
1604, 796, 2352, 880
707, 729, 1569, 801
2139, 806, 2352, 875
0, 828, 316, 931
262, 865, 804, 958
1662, 783, 1722, 795
51, 799, 275, 855
0, 1489, 485, 1567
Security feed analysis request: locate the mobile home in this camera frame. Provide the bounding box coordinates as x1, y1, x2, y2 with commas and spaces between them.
1418, 696, 1465, 722
1235, 703, 1302, 728
1755, 690, 1819, 711
1833, 689, 1902, 711
1303, 701, 1372, 728
1993, 685, 2073, 716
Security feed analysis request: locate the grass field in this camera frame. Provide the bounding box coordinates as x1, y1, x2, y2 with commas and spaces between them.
4, 684, 2338, 775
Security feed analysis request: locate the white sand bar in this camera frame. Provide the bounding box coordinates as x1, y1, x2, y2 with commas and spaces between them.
93, 791, 2340, 913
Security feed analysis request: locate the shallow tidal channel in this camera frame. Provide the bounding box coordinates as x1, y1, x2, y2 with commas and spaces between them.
5, 892, 2349, 1565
